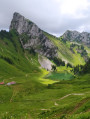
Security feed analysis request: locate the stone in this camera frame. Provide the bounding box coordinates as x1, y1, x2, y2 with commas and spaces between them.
62, 30, 90, 46
10, 12, 58, 59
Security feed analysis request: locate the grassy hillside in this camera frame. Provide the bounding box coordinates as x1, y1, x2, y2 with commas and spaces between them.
0, 73, 89, 119
0, 30, 90, 119
44, 32, 87, 66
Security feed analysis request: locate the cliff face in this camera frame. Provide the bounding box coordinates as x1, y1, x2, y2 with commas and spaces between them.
63, 30, 90, 46
10, 12, 57, 58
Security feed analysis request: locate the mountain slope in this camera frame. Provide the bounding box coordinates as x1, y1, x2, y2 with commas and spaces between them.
0, 12, 90, 119
44, 32, 85, 65
62, 30, 90, 47
0, 30, 41, 74
0, 30, 48, 92
9, 12, 90, 66
10, 12, 57, 59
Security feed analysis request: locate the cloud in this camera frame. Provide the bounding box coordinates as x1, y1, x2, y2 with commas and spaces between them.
0, 0, 90, 36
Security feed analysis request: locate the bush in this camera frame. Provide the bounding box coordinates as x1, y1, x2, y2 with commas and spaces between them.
81, 58, 90, 74
53, 57, 65, 66
29, 48, 36, 55
81, 49, 87, 56
52, 65, 56, 71
81, 45, 84, 50
0, 55, 13, 64
0, 30, 12, 39
67, 63, 72, 68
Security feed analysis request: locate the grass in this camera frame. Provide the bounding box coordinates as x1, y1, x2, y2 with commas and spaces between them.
85, 46, 90, 57
44, 32, 85, 66
0, 73, 89, 119
0, 30, 90, 119
38, 69, 57, 85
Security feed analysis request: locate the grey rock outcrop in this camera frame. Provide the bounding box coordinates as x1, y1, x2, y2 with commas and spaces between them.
10, 12, 57, 58
62, 30, 90, 46
38, 55, 53, 71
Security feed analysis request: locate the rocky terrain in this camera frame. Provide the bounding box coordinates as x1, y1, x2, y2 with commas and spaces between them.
10, 12, 57, 59
38, 55, 53, 71
9, 12, 90, 67
62, 30, 90, 46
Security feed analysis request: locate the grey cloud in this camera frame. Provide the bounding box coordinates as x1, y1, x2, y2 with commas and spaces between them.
0, 0, 90, 36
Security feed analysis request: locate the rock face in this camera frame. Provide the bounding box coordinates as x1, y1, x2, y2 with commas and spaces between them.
38, 55, 53, 71
62, 30, 90, 46
10, 12, 57, 58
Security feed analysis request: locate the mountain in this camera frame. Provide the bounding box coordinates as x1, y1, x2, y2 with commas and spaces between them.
9, 12, 90, 66
0, 12, 90, 119
62, 30, 90, 47
10, 12, 57, 59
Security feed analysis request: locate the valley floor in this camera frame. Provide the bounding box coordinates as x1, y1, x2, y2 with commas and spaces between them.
0, 72, 90, 119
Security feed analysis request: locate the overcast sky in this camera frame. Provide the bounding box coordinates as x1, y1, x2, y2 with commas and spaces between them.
0, 0, 90, 36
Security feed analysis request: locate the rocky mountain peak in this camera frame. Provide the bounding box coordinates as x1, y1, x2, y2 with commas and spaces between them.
10, 12, 35, 34
9, 12, 58, 58
63, 30, 80, 41
62, 30, 90, 46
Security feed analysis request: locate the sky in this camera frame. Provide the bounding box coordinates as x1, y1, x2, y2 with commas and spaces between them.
0, 0, 90, 36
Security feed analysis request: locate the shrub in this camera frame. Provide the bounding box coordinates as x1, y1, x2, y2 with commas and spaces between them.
53, 57, 65, 66
0, 55, 13, 64
29, 48, 36, 55
67, 63, 72, 68
52, 65, 56, 71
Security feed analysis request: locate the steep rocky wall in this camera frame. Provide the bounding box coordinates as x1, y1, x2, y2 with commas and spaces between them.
10, 12, 58, 58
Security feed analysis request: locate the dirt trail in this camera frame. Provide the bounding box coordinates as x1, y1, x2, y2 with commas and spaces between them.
69, 98, 90, 114
55, 93, 90, 114
57, 93, 84, 101
10, 86, 20, 102
41, 109, 50, 111
25, 53, 31, 63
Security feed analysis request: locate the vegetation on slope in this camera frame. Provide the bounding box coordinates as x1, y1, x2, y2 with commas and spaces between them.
0, 30, 47, 92
44, 32, 86, 66
0, 30, 90, 119
80, 58, 90, 74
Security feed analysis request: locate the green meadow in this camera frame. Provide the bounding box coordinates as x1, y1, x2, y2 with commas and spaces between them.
0, 30, 90, 119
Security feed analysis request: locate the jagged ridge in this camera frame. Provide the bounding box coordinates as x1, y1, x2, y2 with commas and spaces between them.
10, 12, 57, 59
62, 30, 90, 46
9, 12, 90, 66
